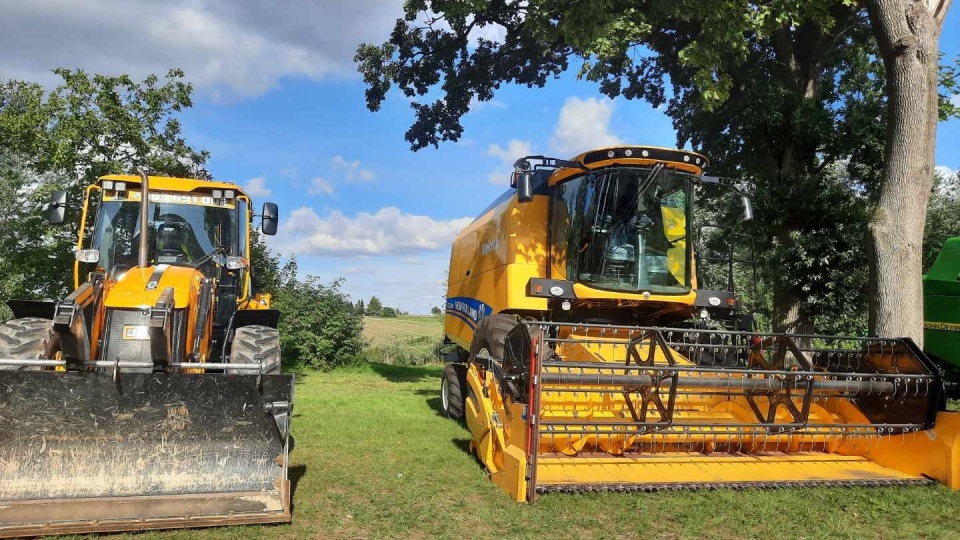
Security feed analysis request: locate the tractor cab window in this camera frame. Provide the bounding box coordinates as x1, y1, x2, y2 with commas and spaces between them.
91, 196, 237, 274
552, 167, 692, 294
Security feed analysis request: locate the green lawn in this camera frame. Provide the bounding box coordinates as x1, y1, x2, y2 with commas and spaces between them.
67, 363, 960, 540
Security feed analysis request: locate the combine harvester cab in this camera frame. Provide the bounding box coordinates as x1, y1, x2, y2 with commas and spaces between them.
0, 172, 294, 536
442, 146, 960, 502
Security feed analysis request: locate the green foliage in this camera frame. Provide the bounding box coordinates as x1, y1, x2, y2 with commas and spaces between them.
381, 306, 398, 318
431, 306, 442, 317
355, 299, 366, 316
0, 69, 209, 312
274, 261, 364, 370
250, 229, 281, 295
357, 1, 957, 336
924, 170, 960, 273
366, 295, 383, 316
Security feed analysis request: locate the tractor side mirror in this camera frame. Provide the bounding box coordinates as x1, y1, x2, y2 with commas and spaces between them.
47, 190, 67, 224
261, 202, 279, 235
516, 172, 534, 203
741, 195, 754, 221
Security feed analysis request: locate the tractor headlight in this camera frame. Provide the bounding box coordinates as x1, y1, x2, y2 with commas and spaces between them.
226, 256, 248, 270
114, 181, 126, 192
75, 249, 100, 263
102, 180, 114, 190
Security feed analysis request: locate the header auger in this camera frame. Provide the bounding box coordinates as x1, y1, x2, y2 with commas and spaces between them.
0, 171, 293, 537
442, 145, 960, 501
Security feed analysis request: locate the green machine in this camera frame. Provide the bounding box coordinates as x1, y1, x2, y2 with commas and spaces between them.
924, 236, 960, 395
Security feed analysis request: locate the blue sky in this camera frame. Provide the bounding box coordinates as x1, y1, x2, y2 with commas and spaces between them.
2, 1, 959, 313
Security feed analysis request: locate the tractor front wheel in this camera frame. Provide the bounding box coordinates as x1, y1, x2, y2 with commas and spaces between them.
229, 325, 281, 374
0, 317, 59, 370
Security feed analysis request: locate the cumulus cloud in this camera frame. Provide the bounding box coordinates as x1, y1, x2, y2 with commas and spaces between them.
0, 0, 403, 99
331, 155, 375, 182
307, 177, 335, 195
280, 206, 472, 256
244, 176, 271, 197
550, 97, 623, 156
936, 165, 957, 178
487, 139, 532, 185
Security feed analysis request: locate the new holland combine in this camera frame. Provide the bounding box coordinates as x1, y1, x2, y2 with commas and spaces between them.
441, 146, 960, 502
0, 171, 293, 536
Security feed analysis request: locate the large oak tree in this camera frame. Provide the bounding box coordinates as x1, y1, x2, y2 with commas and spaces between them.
357, 0, 957, 341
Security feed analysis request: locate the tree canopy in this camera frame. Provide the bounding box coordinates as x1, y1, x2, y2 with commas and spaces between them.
357, 0, 958, 338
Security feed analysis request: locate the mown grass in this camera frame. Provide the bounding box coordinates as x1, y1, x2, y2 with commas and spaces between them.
362, 315, 445, 366
60, 363, 960, 540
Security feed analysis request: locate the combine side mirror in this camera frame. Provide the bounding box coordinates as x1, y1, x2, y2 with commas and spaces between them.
516, 172, 534, 203
47, 190, 67, 224
261, 202, 279, 235
741, 195, 754, 221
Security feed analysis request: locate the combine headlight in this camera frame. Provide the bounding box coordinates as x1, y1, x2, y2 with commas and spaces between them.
212, 189, 223, 199
102, 180, 114, 190
224, 190, 235, 199
114, 181, 126, 192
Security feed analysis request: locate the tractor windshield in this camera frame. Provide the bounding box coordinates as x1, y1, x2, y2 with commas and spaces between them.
552, 167, 692, 294
90, 195, 237, 273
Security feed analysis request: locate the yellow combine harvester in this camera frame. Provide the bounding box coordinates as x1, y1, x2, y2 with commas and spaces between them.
441, 146, 960, 502
0, 171, 293, 536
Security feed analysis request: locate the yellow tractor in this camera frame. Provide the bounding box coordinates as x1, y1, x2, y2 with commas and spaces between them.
0, 171, 294, 536
441, 146, 960, 502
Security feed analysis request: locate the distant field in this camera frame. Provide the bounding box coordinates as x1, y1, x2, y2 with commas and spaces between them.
363, 315, 445, 365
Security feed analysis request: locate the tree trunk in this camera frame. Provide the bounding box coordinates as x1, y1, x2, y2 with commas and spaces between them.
865, 0, 951, 347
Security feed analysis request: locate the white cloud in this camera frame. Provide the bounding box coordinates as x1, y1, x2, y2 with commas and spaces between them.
935, 165, 957, 178
244, 176, 271, 197
487, 139, 532, 185
951, 94, 960, 107
549, 97, 623, 156
331, 155, 375, 182
401, 257, 423, 265
307, 177, 335, 195
0, 0, 404, 99
280, 206, 472, 256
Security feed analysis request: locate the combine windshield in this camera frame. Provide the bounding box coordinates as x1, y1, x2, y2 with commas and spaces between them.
90, 194, 237, 272
552, 167, 692, 294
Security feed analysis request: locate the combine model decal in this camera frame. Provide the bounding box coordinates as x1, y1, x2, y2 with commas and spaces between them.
445, 296, 493, 330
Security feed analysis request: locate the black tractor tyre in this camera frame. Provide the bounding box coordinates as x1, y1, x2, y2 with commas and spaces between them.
229, 325, 281, 374
0, 317, 59, 371
441, 363, 468, 420
469, 313, 521, 364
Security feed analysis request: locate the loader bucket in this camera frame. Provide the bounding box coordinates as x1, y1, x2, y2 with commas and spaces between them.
466, 321, 960, 501
0, 370, 294, 537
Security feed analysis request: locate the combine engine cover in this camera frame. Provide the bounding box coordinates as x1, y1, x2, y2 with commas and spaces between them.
465, 321, 960, 501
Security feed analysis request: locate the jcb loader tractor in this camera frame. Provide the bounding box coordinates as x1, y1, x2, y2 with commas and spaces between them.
0, 171, 294, 537
441, 146, 960, 502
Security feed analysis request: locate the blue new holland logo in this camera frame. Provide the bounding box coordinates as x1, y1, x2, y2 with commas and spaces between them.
445, 296, 493, 330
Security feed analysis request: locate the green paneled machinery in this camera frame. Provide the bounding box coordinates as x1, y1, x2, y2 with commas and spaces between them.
924, 237, 960, 395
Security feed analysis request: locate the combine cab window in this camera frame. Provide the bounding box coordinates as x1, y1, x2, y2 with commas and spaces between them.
552, 167, 692, 294
91, 198, 237, 274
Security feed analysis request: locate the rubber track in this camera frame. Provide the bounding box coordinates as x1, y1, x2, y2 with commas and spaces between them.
535, 477, 936, 494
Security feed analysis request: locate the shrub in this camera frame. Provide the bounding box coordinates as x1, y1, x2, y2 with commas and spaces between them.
275, 275, 365, 370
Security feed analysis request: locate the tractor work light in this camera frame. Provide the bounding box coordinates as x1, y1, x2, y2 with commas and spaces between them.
224, 190, 235, 199
114, 182, 126, 192
102, 180, 114, 190
212, 189, 223, 199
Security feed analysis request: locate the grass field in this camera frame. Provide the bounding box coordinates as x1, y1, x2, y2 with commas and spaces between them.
81, 363, 960, 540
362, 315, 445, 365
54, 317, 960, 539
